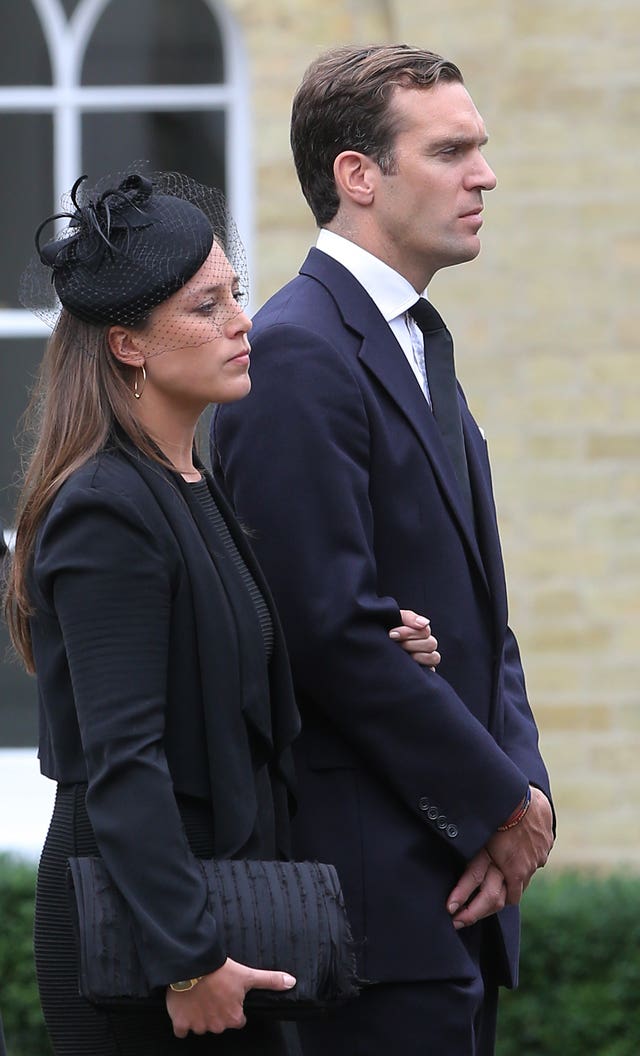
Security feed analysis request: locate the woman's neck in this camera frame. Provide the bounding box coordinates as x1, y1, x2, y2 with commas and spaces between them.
154, 434, 201, 480
132, 399, 201, 479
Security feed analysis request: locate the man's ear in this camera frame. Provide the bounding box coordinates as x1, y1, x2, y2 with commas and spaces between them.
108, 326, 145, 368
333, 151, 378, 208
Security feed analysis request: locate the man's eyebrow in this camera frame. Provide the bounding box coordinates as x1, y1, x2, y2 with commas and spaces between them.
428, 133, 489, 151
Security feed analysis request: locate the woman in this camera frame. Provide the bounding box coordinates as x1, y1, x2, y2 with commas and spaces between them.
4, 170, 439, 1056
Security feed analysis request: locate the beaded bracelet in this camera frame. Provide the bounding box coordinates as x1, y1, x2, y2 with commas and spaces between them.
497, 786, 532, 831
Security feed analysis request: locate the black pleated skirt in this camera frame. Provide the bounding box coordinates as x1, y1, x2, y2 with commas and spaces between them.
35, 784, 300, 1056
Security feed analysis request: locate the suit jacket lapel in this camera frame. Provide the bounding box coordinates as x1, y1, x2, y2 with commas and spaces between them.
461, 410, 508, 630
301, 249, 489, 593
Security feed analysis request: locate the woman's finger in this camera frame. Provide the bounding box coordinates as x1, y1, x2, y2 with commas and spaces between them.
408, 650, 441, 667
398, 609, 430, 629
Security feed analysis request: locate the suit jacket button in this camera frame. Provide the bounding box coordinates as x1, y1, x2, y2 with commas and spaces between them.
418, 796, 430, 812
436, 815, 447, 830
446, 824, 459, 838
427, 806, 439, 821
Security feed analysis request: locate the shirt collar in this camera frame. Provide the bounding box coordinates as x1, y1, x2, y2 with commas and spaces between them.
316, 229, 427, 323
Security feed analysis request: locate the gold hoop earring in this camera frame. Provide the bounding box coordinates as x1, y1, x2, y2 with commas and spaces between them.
133, 365, 146, 400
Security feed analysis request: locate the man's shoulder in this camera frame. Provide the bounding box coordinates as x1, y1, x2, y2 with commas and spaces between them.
253, 274, 337, 333
253, 247, 371, 336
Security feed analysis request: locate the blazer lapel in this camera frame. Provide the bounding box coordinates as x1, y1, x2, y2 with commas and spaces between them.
301, 249, 489, 592
117, 446, 299, 856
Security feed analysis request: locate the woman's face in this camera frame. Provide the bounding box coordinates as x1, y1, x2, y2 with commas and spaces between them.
132, 241, 252, 411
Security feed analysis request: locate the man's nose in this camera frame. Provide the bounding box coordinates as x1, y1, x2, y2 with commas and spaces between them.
478, 155, 497, 191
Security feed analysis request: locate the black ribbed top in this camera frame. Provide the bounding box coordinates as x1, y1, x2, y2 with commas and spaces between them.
188, 477, 274, 662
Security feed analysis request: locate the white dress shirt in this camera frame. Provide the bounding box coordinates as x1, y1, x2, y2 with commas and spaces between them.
316, 228, 432, 405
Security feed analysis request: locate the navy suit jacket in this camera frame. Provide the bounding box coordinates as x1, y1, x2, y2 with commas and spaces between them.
212, 248, 552, 987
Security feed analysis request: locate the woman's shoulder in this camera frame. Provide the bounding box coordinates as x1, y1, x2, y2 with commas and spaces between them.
61, 445, 142, 490
30, 451, 187, 619
43, 446, 175, 540
34, 448, 182, 587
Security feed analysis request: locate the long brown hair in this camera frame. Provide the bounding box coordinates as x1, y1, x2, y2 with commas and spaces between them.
3, 309, 166, 672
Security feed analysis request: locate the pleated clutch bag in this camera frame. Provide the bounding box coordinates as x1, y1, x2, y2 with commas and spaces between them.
67, 856, 359, 1017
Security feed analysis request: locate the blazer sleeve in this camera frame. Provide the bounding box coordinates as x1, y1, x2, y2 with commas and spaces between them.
33, 473, 226, 987
213, 323, 530, 861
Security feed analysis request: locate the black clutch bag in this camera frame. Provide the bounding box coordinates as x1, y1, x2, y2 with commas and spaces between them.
67, 856, 359, 1017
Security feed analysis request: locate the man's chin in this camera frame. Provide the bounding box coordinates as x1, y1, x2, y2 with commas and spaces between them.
442, 239, 483, 269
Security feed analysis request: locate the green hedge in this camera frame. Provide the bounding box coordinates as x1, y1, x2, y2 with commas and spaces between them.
0, 854, 51, 1056
497, 871, 640, 1056
1, 856, 639, 1055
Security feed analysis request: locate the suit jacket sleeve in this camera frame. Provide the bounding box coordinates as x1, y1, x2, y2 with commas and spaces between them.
33, 474, 226, 987
213, 323, 532, 861
463, 402, 553, 807
500, 627, 553, 806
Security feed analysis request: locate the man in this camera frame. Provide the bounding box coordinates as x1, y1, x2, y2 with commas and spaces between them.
212, 44, 554, 1056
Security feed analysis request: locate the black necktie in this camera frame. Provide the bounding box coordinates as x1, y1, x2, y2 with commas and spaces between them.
408, 298, 473, 513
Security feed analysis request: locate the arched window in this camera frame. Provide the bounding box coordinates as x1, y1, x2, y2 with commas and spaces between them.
0, 0, 250, 842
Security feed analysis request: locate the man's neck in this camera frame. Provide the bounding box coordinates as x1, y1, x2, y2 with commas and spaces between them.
323, 221, 433, 291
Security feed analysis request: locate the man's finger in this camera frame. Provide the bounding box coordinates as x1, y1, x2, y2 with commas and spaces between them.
447, 851, 490, 914
503, 877, 525, 906
452, 867, 506, 929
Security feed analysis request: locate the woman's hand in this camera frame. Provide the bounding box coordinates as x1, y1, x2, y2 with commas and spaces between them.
166, 957, 296, 1037
389, 610, 441, 669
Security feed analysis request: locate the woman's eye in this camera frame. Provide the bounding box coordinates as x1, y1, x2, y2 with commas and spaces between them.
196, 300, 217, 314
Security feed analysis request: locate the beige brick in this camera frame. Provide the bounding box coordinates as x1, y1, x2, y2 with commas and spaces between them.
512, 2, 616, 39
526, 431, 584, 461
552, 778, 617, 811
527, 660, 584, 696
617, 702, 640, 732
533, 702, 613, 733
587, 432, 640, 460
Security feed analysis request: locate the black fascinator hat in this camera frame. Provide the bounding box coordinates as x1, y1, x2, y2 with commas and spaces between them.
20, 168, 247, 329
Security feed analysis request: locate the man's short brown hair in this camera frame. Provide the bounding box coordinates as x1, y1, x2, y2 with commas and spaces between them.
290, 44, 463, 226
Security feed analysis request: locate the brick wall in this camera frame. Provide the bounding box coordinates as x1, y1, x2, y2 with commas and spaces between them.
230, 0, 640, 871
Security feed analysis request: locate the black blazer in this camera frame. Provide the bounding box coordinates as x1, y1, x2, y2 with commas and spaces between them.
212, 249, 552, 988
30, 441, 299, 988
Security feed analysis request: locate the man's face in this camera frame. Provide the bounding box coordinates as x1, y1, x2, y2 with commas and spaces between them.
369, 81, 497, 289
